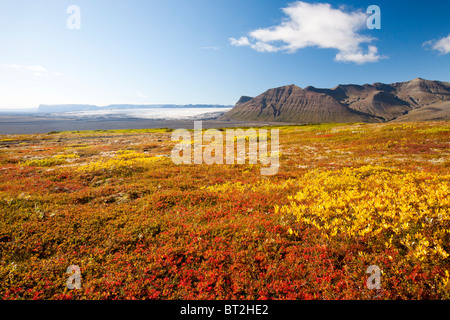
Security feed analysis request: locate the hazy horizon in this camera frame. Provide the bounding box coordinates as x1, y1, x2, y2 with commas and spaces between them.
0, 0, 449, 109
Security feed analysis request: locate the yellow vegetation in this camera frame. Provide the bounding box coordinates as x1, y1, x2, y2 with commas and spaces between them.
275, 165, 450, 262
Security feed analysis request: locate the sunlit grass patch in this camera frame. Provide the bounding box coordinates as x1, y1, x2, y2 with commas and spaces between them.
53, 154, 80, 160
21, 157, 67, 167
58, 127, 174, 136
77, 150, 168, 175
20, 153, 80, 167
203, 177, 297, 194
416, 126, 450, 134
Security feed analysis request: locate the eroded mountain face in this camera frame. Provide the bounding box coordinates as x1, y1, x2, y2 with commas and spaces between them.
221, 78, 450, 123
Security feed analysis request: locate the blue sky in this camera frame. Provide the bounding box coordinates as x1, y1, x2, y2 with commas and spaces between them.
0, 0, 449, 109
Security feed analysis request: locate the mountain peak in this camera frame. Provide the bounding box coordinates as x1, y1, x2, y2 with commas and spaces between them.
275, 84, 301, 90
235, 96, 253, 106
220, 78, 450, 123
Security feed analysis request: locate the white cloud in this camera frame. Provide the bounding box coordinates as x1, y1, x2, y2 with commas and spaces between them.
335, 45, 381, 63
230, 36, 279, 53
424, 34, 450, 55
229, 1, 384, 64
1, 64, 61, 77
27, 65, 47, 72
136, 92, 147, 98
199, 46, 221, 51
230, 37, 250, 47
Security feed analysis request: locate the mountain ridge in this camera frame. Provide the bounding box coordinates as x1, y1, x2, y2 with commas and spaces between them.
220, 78, 450, 123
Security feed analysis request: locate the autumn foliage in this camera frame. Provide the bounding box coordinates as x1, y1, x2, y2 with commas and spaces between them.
0, 123, 449, 299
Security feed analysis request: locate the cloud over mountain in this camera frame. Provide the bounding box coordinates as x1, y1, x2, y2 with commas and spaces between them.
424, 34, 450, 55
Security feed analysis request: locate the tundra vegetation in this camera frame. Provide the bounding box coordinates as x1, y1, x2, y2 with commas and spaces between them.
0, 122, 449, 299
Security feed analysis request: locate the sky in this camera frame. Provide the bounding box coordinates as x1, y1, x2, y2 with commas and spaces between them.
0, 0, 449, 109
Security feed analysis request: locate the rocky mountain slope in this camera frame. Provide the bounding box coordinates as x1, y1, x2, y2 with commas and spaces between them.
220, 78, 450, 123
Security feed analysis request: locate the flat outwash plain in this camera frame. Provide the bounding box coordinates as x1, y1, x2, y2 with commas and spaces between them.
0, 115, 293, 135
0, 122, 449, 299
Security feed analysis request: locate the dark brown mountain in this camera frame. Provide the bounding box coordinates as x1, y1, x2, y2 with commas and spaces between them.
220, 78, 450, 123
235, 96, 253, 106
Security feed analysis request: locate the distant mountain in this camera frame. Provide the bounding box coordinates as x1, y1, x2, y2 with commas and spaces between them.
38, 104, 232, 113
220, 78, 450, 123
